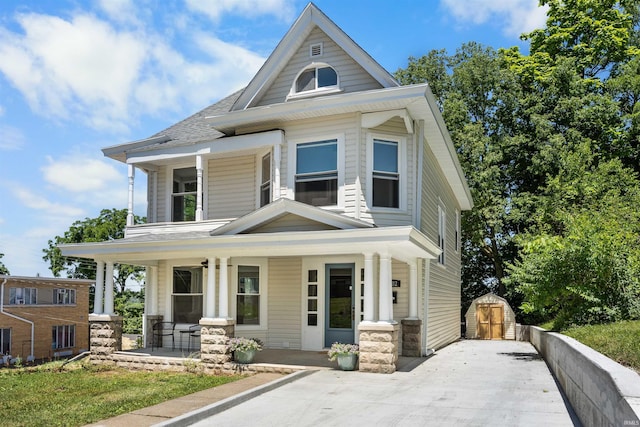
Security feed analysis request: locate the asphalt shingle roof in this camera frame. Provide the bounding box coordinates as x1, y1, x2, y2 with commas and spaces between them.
129, 88, 244, 153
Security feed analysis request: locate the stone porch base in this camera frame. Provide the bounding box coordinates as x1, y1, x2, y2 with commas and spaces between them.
358, 322, 400, 373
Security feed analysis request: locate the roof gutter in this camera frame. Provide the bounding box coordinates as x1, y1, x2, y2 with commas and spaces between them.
0, 278, 34, 359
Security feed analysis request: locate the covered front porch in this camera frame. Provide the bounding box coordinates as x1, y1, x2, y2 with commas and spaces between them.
64, 200, 442, 374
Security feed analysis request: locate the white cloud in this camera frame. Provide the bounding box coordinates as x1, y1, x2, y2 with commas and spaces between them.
42, 155, 121, 193
12, 186, 85, 217
0, 124, 25, 150
441, 0, 548, 37
185, 0, 295, 22
0, 13, 146, 132
0, 6, 266, 134
97, 0, 144, 26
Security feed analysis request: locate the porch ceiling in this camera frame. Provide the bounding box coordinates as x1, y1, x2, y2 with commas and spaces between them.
59, 225, 440, 266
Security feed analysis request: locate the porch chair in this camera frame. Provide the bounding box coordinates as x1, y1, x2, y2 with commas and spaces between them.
187, 324, 201, 353
151, 321, 176, 351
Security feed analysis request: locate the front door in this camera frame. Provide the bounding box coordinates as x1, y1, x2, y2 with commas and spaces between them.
324, 264, 355, 347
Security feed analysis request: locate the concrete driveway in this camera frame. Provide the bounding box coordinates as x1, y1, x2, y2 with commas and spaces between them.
185, 340, 579, 426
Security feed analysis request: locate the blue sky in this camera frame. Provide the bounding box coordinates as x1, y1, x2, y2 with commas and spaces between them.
0, 0, 547, 277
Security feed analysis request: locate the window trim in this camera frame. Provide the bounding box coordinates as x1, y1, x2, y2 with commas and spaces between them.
365, 133, 407, 212
9, 287, 37, 305
287, 63, 342, 100
54, 288, 76, 305
167, 164, 198, 222
438, 203, 446, 265
455, 209, 460, 253
0, 328, 10, 355
287, 134, 345, 209
52, 324, 75, 349
171, 266, 204, 325
232, 258, 268, 331
257, 150, 272, 208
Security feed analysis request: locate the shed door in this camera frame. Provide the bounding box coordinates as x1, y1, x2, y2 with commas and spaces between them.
477, 303, 504, 340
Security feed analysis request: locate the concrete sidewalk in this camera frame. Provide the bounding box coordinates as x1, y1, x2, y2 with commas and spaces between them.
182, 340, 579, 426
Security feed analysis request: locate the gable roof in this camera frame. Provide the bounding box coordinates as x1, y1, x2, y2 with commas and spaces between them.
211, 198, 374, 235
231, 2, 399, 111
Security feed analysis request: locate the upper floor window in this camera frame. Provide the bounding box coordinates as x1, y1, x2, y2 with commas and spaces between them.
289, 63, 340, 99
295, 140, 338, 206
373, 139, 399, 208
366, 134, 406, 210
54, 288, 76, 305
172, 167, 197, 222
9, 287, 36, 305
438, 204, 446, 265
172, 267, 203, 324
260, 153, 271, 207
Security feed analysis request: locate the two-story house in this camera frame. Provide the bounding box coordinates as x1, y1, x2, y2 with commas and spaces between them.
60, 3, 472, 373
0, 275, 91, 361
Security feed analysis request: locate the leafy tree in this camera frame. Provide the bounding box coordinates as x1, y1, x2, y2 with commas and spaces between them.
0, 253, 9, 275
115, 290, 145, 334
507, 158, 640, 328
43, 208, 145, 293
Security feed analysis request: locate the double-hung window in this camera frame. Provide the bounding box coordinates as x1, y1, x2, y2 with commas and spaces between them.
367, 134, 405, 210
9, 287, 36, 305
172, 267, 203, 324
260, 153, 271, 207
0, 328, 10, 354
372, 139, 400, 208
172, 167, 197, 222
295, 140, 338, 206
54, 288, 76, 305
52, 325, 75, 349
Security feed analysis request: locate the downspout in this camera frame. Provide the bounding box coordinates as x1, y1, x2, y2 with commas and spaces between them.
0, 278, 35, 359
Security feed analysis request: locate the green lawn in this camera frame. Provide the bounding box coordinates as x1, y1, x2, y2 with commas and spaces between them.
559, 320, 640, 373
0, 362, 242, 427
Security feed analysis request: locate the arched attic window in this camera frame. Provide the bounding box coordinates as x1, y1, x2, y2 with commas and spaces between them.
288, 63, 341, 100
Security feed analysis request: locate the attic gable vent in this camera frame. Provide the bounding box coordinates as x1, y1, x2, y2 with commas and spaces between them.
310, 43, 323, 57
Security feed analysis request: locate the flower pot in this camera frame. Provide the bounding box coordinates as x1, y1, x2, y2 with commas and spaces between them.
234, 348, 257, 364
336, 353, 357, 371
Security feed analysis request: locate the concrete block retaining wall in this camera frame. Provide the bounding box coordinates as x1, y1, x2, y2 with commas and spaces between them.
528, 326, 640, 427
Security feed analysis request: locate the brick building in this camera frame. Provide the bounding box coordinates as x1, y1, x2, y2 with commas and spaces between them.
0, 275, 92, 360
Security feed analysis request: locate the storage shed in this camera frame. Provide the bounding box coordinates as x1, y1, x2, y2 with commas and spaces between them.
465, 293, 516, 340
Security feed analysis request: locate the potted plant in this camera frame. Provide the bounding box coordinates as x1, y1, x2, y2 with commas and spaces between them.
229, 337, 263, 364
328, 342, 359, 371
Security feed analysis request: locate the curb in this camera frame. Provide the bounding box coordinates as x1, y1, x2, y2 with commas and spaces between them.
153, 369, 317, 426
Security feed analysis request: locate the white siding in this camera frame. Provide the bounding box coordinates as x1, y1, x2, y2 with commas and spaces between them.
421, 138, 464, 350
156, 167, 168, 222
267, 257, 302, 349
208, 155, 256, 219
255, 27, 382, 106
361, 117, 415, 227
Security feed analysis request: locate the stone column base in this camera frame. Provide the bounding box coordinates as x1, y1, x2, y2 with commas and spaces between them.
145, 314, 163, 348
199, 318, 235, 366
401, 318, 422, 357
89, 314, 123, 356
358, 322, 399, 374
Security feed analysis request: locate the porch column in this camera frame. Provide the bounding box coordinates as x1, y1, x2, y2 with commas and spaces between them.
104, 261, 115, 315
409, 260, 418, 318
205, 256, 217, 318
378, 253, 393, 322
94, 260, 105, 314
363, 253, 375, 322
218, 257, 229, 319
148, 265, 158, 314
195, 155, 204, 221
273, 143, 281, 199
127, 164, 135, 226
